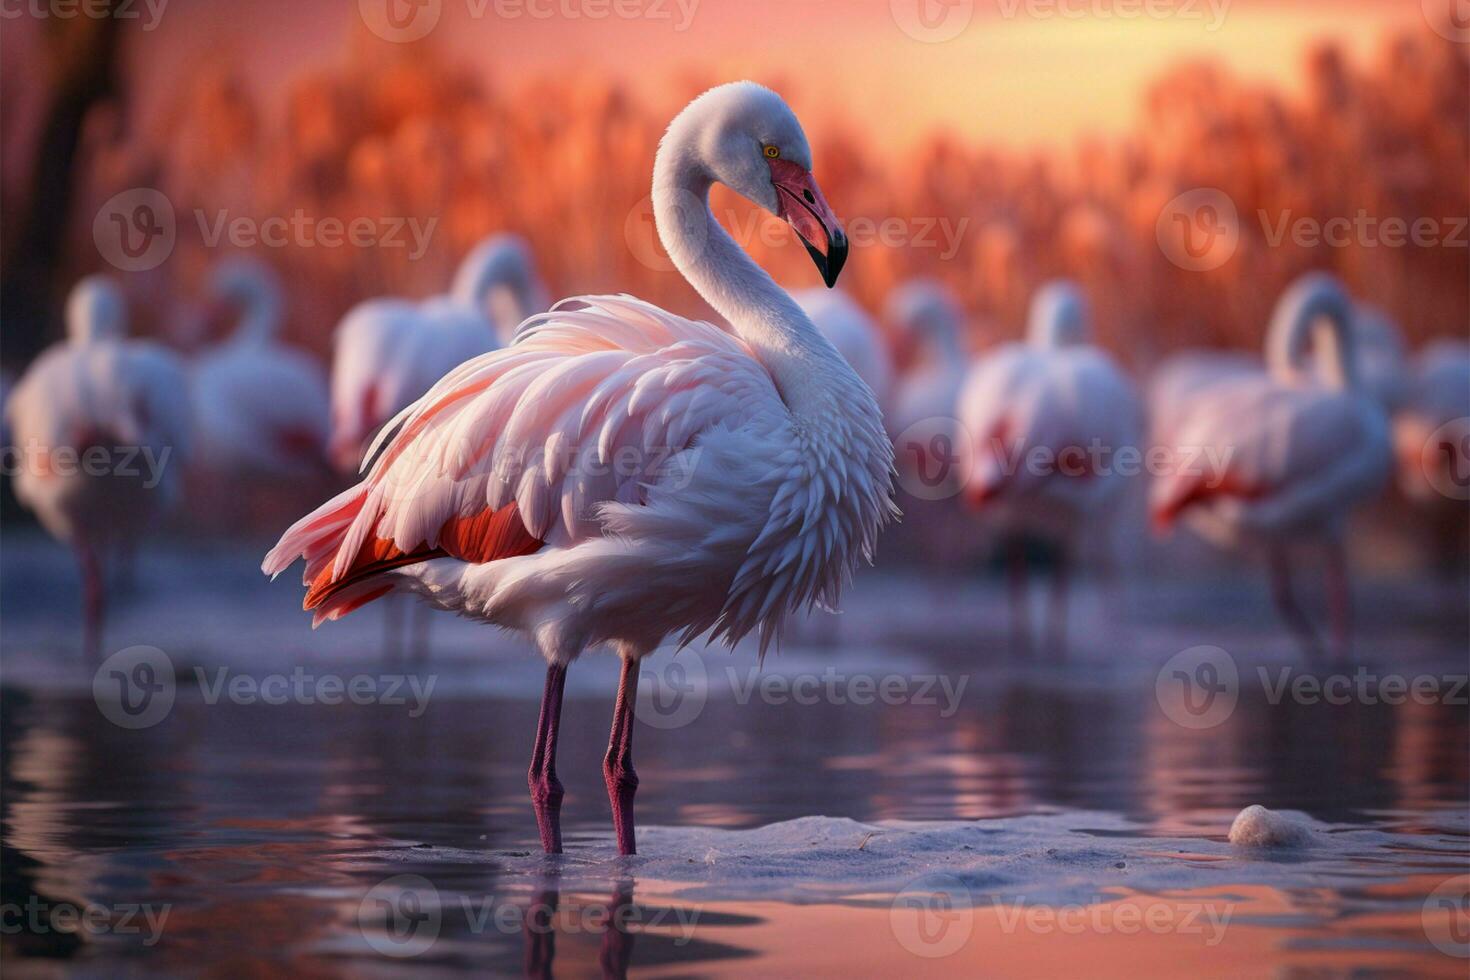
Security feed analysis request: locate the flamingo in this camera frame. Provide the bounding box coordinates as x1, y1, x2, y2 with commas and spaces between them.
792, 287, 894, 412
191, 257, 331, 477
327, 234, 545, 471
957, 281, 1142, 658
1393, 340, 1469, 574
264, 82, 896, 855
328, 235, 547, 658
1151, 272, 1391, 660
6, 276, 191, 658
886, 278, 968, 440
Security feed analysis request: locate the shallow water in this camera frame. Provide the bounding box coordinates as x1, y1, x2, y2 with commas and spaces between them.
2, 533, 1467, 977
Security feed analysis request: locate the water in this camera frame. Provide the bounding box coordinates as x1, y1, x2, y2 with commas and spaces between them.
2, 532, 1467, 977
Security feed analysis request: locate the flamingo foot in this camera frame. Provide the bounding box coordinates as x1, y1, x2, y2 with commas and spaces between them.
528, 663, 568, 854
604, 657, 641, 856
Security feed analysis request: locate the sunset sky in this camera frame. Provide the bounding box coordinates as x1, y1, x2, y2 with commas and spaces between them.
111, 0, 1427, 153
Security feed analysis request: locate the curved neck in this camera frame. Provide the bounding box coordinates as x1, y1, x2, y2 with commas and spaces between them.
652, 143, 847, 419
1267, 278, 1356, 390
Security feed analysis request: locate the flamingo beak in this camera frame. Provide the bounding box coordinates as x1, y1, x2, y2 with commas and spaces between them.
769, 158, 848, 288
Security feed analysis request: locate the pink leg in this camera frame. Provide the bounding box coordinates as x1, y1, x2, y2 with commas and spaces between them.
1044, 540, 1071, 661
522, 884, 557, 979
598, 881, 636, 978
1268, 548, 1324, 662
78, 543, 105, 663
604, 657, 641, 856
1008, 539, 1033, 659
528, 663, 568, 853
1324, 539, 1352, 662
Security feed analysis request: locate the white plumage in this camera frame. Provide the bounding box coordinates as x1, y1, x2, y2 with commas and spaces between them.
191, 257, 330, 476
328, 234, 546, 470
265, 82, 895, 856
1151, 272, 1391, 658
7, 275, 192, 656
792, 287, 894, 413
885, 278, 968, 440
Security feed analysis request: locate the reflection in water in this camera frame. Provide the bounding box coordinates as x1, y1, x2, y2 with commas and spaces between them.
1, 656, 1466, 974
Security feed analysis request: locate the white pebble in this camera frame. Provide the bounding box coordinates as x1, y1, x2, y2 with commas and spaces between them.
1228, 805, 1314, 848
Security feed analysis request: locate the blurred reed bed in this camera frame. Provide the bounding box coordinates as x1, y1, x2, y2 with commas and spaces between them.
57, 24, 1470, 363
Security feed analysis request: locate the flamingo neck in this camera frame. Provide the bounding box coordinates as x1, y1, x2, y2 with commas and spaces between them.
451, 241, 547, 339
651, 148, 852, 420
230, 284, 280, 346
1267, 278, 1356, 390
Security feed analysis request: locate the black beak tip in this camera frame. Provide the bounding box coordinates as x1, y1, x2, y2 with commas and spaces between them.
805, 230, 849, 289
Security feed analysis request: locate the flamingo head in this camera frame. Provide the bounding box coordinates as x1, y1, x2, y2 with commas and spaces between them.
66, 275, 128, 344
685, 82, 848, 287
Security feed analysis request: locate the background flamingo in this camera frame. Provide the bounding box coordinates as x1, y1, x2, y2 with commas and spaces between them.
191, 256, 331, 478
1152, 272, 1392, 660
958, 281, 1142, 659
1393, 340, 1470, 575
6, 276, 192, 658
265, 82, 894, 856
327, 234, 546, 471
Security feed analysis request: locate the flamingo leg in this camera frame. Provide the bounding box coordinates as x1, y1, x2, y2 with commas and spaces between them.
604, 656, 641, 856
522, 883, 558, 979
1044, 539, 1071, 661
78, 542, 105, 663
598, 881, 636, 979
1007, 538, 1033, 659
1323, 538, 1352, 662
1268, 548, 1324, 662
528, 662, 568, 853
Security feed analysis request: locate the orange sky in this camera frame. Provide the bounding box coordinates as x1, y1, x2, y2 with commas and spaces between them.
108, 0, 1426, 152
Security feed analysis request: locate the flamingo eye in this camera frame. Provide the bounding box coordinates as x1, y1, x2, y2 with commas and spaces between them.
763, 145, 780, 159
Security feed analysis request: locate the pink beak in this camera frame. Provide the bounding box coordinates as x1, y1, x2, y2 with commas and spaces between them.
768, 157, 848, 287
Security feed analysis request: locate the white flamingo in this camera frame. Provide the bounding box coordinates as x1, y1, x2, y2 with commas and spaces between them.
1151, 272, 1391, 660
957, 281, 1142, 658
328, 235, 547, 659
264, 83, 895, 855
328, 234, 546, 471
1394, 340, 1469, 519
191, 257, 330, 477
792, 287, 894, 412
886, 278, 968, 439
6, 276, 191, 658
